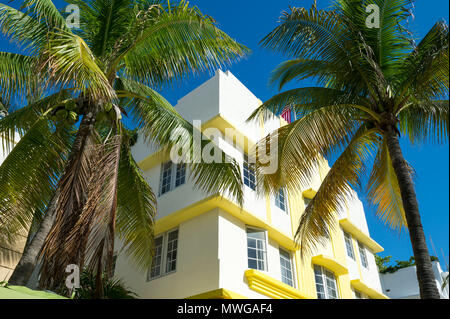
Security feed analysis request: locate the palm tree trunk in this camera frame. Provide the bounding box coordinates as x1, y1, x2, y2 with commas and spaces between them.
385, 127, 440, 299
9, 106, 97, 287
8, 191, 58, 286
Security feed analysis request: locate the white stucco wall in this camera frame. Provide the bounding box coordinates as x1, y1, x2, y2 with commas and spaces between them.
380, 261, 449, 299
116, 209, 221, 299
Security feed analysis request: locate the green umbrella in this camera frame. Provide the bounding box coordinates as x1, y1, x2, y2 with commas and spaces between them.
0, 285, 67, 299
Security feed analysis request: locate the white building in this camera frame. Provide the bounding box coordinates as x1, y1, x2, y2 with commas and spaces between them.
115, 70, 388, 299
0, 131, 24, 282
380, 261, 449, 299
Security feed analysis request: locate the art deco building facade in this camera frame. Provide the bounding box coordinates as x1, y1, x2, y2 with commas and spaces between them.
113, 70, 388, 299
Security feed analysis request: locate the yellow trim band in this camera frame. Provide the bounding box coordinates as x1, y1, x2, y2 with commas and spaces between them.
154, 194, 298, 251
311, 255, 349, 276
245, 269, 312, 299
339, 218, 384, 253
350, 279, 389, 299
186, 288, 248, 299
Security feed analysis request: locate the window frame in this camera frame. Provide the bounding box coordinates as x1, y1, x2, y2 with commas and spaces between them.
159, 161, 186, 196
358, 241, 369, 269
243, 154, 256, 191
147, 228, 179, 281
246, 227, 268, 272
343, 231, 356, 260
275, 188, 288, 213
279, 247, 295, 287
314, 265, 339, 299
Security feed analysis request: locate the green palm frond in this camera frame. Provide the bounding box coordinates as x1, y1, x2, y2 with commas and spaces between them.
0, 90, 72, 150
396, 21, 449, 104
66, 0, 135, 59
0, 118, 73, 245
260, 5, 375, 97
0, 52, 37, 102
117, 0, 249, 87
253, 104, 363, 199
367, 136, 407, 230
336, 0, 413, 79
118, 77, 245, 206
45, 30, 115, 100
20, 0, 68, 30
296, 127, 381, 256
248, 87, 373, 122
398, 100, 449, 144
116, 129, 156, 272
0, 3, 48, 51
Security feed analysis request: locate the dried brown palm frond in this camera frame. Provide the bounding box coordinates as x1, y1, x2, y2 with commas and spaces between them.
38, 111, 99, 290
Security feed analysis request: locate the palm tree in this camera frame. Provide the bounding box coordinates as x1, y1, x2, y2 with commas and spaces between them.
0, 0, 247, 294
249, 0, 448, 299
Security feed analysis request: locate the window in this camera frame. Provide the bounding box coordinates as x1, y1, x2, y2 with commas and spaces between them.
247, 228, 267, 271
344, 231, 355, 260
148, 236, 163, 280
275, 188, 287, 212
165, 230, 179, 273
279, 248, 294, 287
358, 241, 369, 269
147, 229, 179, 281
159, 161, 186, 196
175, 163, 186, 187
314, 265, 339, 299
243, 154, 256, 191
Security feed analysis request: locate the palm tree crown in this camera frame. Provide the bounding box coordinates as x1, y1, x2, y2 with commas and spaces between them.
249, 0, 448, 298
0, 0, 248, 293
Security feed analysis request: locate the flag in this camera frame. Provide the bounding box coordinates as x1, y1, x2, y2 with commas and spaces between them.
281, 107, 292, 123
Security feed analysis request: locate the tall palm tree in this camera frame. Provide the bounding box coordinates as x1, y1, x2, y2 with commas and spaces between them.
249, 0, 448, 299
0, 0, 247, 293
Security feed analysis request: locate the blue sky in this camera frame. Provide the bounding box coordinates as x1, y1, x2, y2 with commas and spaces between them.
1, 0, 448, 267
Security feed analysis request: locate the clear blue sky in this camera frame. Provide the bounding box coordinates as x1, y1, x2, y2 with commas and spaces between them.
1, 0, 448, 267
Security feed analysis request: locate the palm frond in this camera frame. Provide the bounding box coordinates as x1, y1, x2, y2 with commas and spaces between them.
398, 100, 449, 144
39, 113, 99, 290
247, 87, 372, 123
0, 3, 49, 52
117, 0, 249, 87
252, 104, 366, 200
0, 118, 73, 246
0, 52, 37, 102
118, 77, 244, 205
296, 127, 381, 256
0, 90, 72, 151
44, 30, 115, 101
367, 136, 407, 231
116, 129, 156, 272
396, 21, 449, 104
20, 0, 68, 30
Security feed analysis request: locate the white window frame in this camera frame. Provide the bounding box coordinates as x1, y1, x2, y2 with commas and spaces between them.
275, 188, 288, 213
358, 241, 369, 269
147, 228, 179, 281
243, 154, 256, 191
246, 227, 268, 272
314, 265, 339, 299
159, 161, 186, 196
343, 231, 356, 260
279, 248, 295, 287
